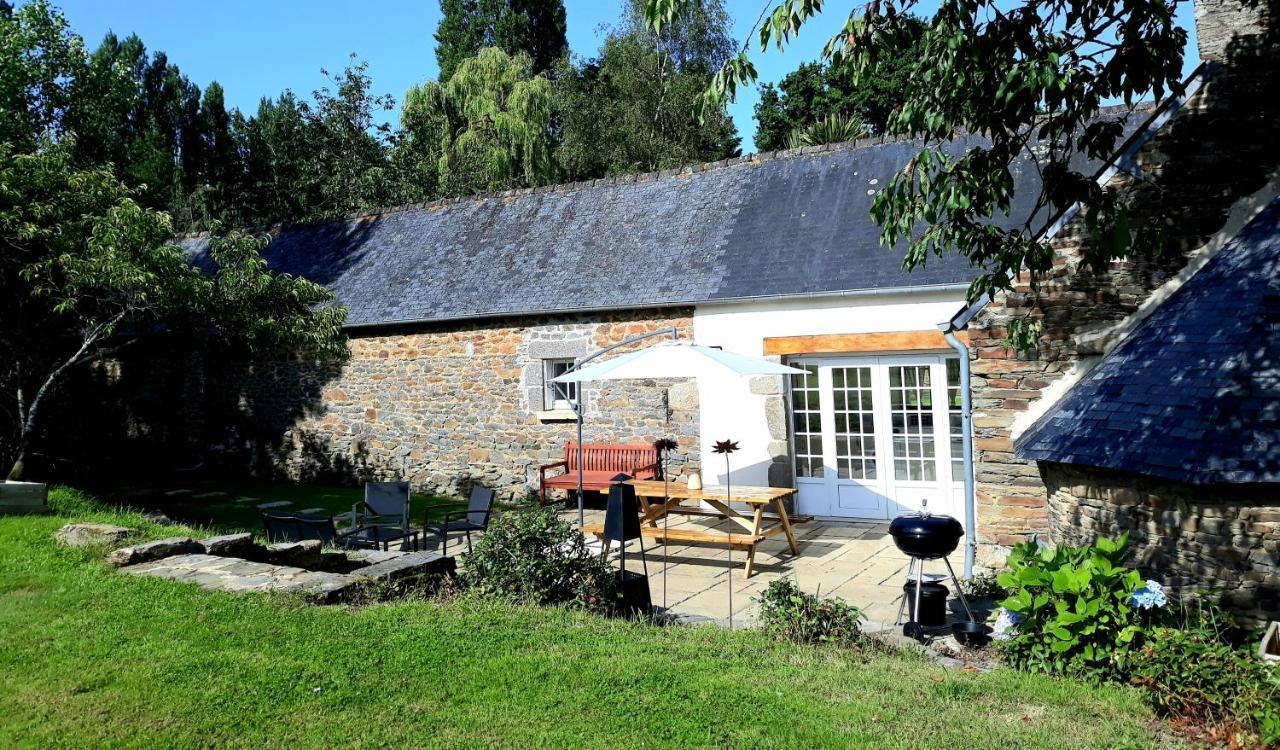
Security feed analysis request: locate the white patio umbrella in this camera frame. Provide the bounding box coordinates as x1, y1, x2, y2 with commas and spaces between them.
553, 340, 805, 383
554, 336, 805, 623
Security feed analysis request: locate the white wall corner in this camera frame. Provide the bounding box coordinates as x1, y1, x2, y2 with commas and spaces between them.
1010, 355, 1101, 439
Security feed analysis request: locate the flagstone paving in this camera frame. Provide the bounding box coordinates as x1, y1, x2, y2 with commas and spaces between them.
123, 549, 453, 601
307, 509, 941, 627
545, 509, 966, 628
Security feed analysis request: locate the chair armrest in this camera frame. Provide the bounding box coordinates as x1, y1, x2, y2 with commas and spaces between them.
421, 501, 461, 524
426, 508, 491, 528
333, 503, 361, 531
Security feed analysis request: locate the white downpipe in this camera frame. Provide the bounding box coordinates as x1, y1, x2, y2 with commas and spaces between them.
940, 324, 977, 579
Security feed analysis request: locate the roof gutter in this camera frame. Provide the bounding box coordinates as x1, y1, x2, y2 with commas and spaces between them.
340, 282, 974, 332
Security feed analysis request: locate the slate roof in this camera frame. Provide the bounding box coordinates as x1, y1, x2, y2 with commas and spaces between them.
179, 108, 1148, 329
1016, 196, 1280, 485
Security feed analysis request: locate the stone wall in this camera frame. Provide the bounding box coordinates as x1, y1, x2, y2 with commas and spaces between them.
966, 27, 1280, 553
1196, 0, 1270, 61
1045, 463, 1280, 624
213, 309, 699, 500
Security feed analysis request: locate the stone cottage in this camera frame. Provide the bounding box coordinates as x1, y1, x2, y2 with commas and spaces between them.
181, 107, 1144, 520
177, 0, 1277, 617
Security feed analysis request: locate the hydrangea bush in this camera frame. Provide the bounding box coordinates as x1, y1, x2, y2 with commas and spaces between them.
994, 534, 1169, 681
1133, 599, 1280, 748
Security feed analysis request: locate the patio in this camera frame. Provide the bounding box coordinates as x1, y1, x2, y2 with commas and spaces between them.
572, 510, 930, 626
125, 479, 956, 627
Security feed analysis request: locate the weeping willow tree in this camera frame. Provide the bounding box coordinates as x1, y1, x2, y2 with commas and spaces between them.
399, 47, 554, 198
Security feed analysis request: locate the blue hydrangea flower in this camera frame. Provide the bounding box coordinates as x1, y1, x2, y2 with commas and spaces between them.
991, 608, 1025, 640
1130, 580, 1168, 610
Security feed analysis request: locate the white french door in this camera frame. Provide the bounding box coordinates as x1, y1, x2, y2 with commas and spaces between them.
789, 355, 964, 522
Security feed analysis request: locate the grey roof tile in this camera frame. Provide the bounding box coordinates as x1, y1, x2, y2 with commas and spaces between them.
1016, 196, 1280, 484
179, 111, 1144, 328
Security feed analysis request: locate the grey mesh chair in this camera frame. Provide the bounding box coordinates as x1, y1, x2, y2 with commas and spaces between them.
339, 481, 411, 533
298, 514, 371, 549
423, 485, 496, 554
261, 511, 303, 543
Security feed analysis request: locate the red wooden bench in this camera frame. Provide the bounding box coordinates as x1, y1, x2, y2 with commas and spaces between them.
538, 443, 660, 505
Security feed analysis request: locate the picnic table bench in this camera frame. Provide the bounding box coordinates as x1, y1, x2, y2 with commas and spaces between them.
583, 480, 801, 577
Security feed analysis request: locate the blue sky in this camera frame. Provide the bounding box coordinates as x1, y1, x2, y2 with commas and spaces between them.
51, 1, 1199, 153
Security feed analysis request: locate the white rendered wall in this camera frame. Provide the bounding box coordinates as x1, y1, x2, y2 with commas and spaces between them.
692, 290, 967, 490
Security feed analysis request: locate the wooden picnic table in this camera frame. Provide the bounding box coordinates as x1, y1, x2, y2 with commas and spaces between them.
583, 480, 801, 578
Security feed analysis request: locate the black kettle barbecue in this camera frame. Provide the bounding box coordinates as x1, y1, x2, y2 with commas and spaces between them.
891, 500, 977, 642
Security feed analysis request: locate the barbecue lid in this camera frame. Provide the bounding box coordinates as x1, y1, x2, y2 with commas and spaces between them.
889, 501, 964, 541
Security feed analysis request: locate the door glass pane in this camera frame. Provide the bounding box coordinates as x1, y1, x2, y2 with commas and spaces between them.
831, 366, 875, 480
789, 364, 823, 478
946, 358, 964, 481
889, 364, 936, 483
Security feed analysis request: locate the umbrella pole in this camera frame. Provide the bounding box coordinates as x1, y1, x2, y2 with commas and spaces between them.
576, 406, 585, 528
560, 327, 679, 529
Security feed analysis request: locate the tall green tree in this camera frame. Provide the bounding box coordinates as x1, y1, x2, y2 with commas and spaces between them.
0, 0, 84, 149
399, 46, 553, 198
229, 58, 397, 226
647, 0, 1190, 347
239, 93, 312, 225
553, 0, 740, 180
753, 18, 923, 151
189, 81, 246, 225
0, 4, 349, 478
292, 58, 397, 222
0, 144, 346, 480
434, 0, 568, 80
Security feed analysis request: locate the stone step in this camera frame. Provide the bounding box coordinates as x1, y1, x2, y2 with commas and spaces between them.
123, 553, 355, 601
255, 501, 293, 511
121, 550, 456, 602
350, 551, 454, 581
191, 491, 229, 501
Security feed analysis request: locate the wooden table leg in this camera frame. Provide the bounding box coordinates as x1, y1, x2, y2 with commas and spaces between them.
774, 497, 799, 555
701, 498, 758, 535
743, 505, 765, 578
638, 495, 659, 528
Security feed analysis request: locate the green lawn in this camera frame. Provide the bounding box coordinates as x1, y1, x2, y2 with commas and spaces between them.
0, 488, 1178, 749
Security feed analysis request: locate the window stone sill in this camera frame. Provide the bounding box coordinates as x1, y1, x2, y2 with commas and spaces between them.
536, 409, 579, 423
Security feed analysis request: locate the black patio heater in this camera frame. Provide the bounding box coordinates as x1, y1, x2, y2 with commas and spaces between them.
604, 475, 651, 617
890, 500, 977, 642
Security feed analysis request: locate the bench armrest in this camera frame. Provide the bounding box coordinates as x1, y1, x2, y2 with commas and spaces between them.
633, 461, 661, 480
538, 460, 569, 480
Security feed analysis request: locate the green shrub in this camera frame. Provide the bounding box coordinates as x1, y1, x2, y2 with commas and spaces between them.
995, 534, 1167, 681
1132, 601, 1280, 748
960, 571, 1007, 600
460, 508, 616, 610
756, 578, 866, 647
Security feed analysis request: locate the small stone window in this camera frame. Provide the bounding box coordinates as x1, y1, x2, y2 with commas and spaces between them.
543, 359, 578, 410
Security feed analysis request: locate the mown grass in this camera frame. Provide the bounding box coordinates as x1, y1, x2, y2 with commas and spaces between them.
0, 487, 1178, 749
